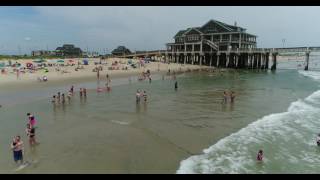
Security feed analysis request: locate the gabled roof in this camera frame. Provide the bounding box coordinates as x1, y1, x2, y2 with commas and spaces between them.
174, 30, 187, 38
183, 27, 203, 35
201, 19, 246, 33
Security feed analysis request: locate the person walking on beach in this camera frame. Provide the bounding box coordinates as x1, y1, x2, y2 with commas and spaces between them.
26, 123, 37, 146
257, 150, 263, 161
11, 136, 24, 165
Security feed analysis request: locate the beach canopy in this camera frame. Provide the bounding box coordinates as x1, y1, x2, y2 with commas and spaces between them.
33, 59, 46, 63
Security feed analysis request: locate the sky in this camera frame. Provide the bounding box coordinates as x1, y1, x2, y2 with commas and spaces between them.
0, 6, 319, 55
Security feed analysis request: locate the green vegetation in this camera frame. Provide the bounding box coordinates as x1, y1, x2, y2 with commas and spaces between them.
0, 55, 84, 61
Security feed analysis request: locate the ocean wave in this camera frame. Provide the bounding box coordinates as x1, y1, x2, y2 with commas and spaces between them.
177, 72, 320, 174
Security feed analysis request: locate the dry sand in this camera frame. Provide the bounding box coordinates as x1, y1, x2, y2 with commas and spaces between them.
0, 58, 208, 89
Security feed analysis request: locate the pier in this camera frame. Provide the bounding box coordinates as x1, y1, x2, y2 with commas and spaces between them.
116, 20, 320, 71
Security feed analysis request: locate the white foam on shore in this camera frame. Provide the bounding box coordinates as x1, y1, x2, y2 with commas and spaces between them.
177, 71, 320, 174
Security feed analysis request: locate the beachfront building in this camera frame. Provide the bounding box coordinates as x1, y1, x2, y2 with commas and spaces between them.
31, 50, 54, 56
55, 44, 83, 57
111, 46, 132, 56
165, 19, 268, 68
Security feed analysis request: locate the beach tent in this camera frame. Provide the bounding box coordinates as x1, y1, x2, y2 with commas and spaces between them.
0, 62, 5, 68
57, 60, 65, 63
47, 59, 57, 64
83, 59, 89, 65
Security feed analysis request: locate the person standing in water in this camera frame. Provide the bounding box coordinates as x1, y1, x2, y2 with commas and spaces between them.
136, 90, 141, 103
11, 136, 24, 165
143, 91, 147, 102
97, 69, 100, 80
51, 95, 56, 104
70, 85, 74, 94
257, 150, 263, 161
222, 91, 228, 104
80, 88, 83, 97
317, 134, 320, 146
26, 123, 37, 146
67, 91, 72, 102
83, 88, 87, 97
175, 81, 178, 90
57, 92, 61, 103
106, 74, 111, 83
62, 94, 66, 104
230, 91, 236, 103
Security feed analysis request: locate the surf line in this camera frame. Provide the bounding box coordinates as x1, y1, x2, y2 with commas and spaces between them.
137, 126, 198, 156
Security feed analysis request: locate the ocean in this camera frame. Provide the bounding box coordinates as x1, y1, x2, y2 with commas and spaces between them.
0, 58, 320, 173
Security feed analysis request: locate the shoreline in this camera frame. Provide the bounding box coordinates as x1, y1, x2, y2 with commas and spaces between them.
0, 58, 210, 90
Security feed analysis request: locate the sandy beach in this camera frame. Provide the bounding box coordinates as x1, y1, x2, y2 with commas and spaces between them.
0, 58, 208, 89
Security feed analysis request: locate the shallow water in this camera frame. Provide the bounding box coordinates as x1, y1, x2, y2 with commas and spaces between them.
0, 66, 319, 173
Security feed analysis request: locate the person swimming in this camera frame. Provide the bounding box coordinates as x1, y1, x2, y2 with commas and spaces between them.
257, 150, 263, 161
317, 134, 320, 146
